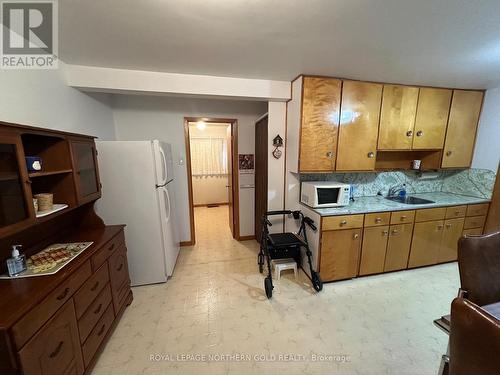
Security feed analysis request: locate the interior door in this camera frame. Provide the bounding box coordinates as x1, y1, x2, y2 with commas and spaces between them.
226, 125, 235, 237
336, 80, 382, 170
254, 115, 268, 242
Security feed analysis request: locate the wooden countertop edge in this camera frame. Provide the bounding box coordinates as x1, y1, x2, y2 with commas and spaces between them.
0, 224, 126, 330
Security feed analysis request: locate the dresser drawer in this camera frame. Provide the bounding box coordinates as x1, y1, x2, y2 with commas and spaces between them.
445, 205, 467, 219
364, 212, 391, 227
322, 214, 364, 231
19, 301, 84, 375
415, 208, 446, 222
74, 263, 110, 319
78, 284, 112, 343
91, 230, 125, 271
464, 215, 486, 230
82, 304, 114, 367
466, 204, 489, 217
390, 210, 415, 224
13, 261, 92, 349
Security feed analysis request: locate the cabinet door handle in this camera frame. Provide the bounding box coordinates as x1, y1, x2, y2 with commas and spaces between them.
117, 263, 124, 272
353, 233, 359, 239
94, 303, 103, 315
90, 281, 100, 292
446, 150, 452, 156
48, 341, 64, 358
97, 324, 106, 337
382, 230, 389, 236
416, 130, 423, 137
367, 152, 375, 158
326, 151, 334, 158
406, 130, 413, 137
56, 287, 70, 301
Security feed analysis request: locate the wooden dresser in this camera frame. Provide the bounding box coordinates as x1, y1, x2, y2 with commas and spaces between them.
0, 122, 133, 374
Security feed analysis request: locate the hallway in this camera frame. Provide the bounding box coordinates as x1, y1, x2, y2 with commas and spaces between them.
91, 206, 458, 375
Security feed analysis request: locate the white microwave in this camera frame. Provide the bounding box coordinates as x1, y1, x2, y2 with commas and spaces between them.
301, 181, 351, 208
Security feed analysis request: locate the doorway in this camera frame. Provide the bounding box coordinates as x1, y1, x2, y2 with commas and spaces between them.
184, 117, 239, 245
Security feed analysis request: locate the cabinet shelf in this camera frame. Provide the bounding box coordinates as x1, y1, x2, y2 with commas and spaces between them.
0, 172, 19, 182
35, 203, 69, 218
28, 169, 73, 178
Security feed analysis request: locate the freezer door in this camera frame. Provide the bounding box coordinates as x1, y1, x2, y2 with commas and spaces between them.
157, 183, 180, 276
153, 140, 174, 186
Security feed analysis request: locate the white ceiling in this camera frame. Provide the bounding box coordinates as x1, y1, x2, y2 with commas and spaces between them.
60, 0, 500, 89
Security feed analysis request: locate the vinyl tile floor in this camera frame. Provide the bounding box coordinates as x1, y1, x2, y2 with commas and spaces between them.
91, 206, 457, 375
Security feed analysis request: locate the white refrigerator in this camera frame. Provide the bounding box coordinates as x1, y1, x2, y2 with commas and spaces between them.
95, 140, 180, 286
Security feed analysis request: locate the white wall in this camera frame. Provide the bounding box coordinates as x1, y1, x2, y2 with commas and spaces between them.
0, 63, 115, 139
189, 124, 230, 206
111, 95, 267, 241
472, 86, 500, 173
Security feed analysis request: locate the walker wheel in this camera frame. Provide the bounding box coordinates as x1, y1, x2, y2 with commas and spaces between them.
264, 277, 273, 299
312, 272, 323, 292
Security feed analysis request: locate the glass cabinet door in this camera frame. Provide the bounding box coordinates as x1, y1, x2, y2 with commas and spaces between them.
71, 140, 100, 203
0, 137, 31, 228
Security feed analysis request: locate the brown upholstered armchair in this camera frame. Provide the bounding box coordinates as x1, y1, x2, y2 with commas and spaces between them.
457, 231, 500, 306
449, 298, 500, 375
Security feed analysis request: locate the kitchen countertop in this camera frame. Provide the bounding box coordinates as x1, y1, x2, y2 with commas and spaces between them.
309, 192, 490, 217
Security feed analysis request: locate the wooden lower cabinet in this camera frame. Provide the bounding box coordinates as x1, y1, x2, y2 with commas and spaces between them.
437, 218, 465, 263
359, 226, 389, 275
408, 220, 444, 268
384, 223, 413, 272
320, 229, 362, 281
19, 301, 84, 375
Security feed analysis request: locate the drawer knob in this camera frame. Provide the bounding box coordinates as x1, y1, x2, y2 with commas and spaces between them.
353, 233, 359, 239
382, 230, 389, 236
375, 217, 382, 223
94, 303, 103, 315
340, 220, 347, 225
406, 130, 413, 137
391, 229, 399, 235
400, 215, 407, 220
90, 281, 100, 292
48, 341, 64, 358
108, 243, 115, 252
97, 324, 106, 337
416, 130, 423, 137
446, 150, 452, 156
437, 225, 444, 230
367, 152, 375, 158
117, 263, 124, 272
56, 287, 70, 301
446, 223, 452, 228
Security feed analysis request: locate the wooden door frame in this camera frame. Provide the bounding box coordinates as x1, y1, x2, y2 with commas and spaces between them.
183, 117, 240, 246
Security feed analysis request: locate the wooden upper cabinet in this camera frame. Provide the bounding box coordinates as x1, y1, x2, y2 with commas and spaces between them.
442, 90, 483, 168
70, 139, 101, 205
413, 88, 452, 149
336, 81, 382, 171
299, 77, 341, 172
378, 85, 419, 150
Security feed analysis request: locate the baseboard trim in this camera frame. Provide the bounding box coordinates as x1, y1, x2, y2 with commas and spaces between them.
180, 241, 194, 247
238, 235, 256, 241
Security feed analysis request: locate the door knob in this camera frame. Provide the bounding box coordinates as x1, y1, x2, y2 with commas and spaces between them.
416, 130, 423, 137
367, 152, 375, 158
406, 130, 413, 137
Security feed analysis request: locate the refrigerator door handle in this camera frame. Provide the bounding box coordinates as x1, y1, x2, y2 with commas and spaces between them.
162, 186, 171, 222
158, 145, 168, 186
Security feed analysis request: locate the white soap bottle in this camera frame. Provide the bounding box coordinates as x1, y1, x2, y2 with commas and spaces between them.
6, 245, 27, 276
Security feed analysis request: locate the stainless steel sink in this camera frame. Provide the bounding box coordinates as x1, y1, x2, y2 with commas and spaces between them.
385, 196, 435, 205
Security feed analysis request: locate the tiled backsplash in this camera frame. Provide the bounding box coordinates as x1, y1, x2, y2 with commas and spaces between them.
301, 168, 496, 199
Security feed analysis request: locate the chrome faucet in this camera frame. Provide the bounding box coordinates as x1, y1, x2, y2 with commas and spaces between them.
388, 183, 406, 197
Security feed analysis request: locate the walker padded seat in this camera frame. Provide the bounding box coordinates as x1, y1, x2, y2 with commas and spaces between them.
268, 233, 306, 248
